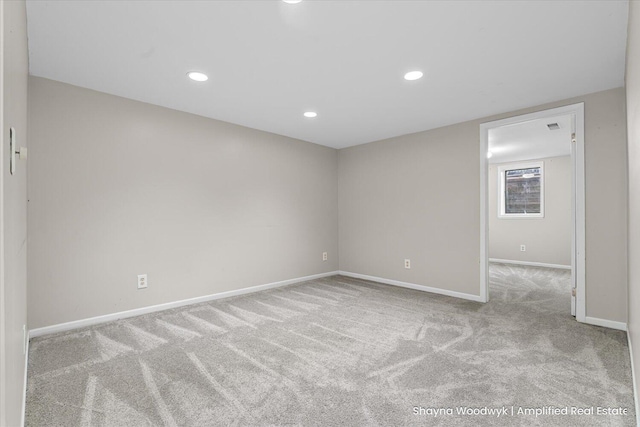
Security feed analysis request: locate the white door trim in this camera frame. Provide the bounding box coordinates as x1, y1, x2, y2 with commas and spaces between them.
479, 102, 586, 323
0, 0, 7, 423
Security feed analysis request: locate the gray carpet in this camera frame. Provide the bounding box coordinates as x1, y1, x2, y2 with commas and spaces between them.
26, 264, 635, 426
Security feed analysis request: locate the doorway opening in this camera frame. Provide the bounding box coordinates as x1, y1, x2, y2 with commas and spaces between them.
479, 103, 585, 322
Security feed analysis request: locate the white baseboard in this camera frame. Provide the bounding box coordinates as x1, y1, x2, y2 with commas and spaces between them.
584, 316, 627, 331
21, 330, 29, 427
338, 271, 484, 303
489, 258, 571, 270
627, 330, 640, 427
29, 271, 339, 338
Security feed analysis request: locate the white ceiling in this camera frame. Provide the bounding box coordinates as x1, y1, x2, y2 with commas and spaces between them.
488, 114, 572, 164
25, 1, 629, 149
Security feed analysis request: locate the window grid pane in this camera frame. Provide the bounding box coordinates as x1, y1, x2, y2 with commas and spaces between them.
504, 167, 541, 214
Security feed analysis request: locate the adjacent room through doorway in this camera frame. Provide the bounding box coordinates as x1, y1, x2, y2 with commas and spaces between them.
480, 104, 585, 321
489, 114, 573, 316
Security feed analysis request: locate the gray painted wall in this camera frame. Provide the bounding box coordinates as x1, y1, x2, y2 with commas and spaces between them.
489, 156, 571, 266
339, 87, 627, 323
338, 120, 481, 296
27, 76, 628, 329
27, 77, 339, 329
0, 0, 29, 425
626, 0, 640, 412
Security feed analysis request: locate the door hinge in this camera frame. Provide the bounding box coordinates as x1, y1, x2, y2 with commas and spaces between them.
571, 133, 576, 143
571, 288, 576, 297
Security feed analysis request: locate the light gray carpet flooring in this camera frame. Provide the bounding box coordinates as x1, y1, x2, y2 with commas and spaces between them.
26, 264, 635, 426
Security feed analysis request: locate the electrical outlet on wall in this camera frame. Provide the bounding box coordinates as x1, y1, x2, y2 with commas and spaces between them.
138, 274, 148, 289
520, 245, 526, 252
322, 252, 328, 261
404, 259, 411, 269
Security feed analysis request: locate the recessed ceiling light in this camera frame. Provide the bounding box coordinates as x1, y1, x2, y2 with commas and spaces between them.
283, 0, 302, 3
187, 71, 208, 82
304, 112, 317, 118
404, 70, 423, 81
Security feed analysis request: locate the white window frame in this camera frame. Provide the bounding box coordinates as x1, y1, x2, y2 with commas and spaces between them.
498, 161, 544, 219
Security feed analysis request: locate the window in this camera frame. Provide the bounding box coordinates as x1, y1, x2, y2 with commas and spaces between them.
498, 161, 544, 218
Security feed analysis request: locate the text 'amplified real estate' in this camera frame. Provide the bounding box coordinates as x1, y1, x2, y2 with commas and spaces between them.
413, 405, 630, 418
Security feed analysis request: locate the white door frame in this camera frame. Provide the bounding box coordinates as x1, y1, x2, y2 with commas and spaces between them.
479, 102, 586, 323
0, 0, 6, 422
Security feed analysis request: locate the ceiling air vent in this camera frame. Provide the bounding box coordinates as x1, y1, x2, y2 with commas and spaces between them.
547, 123, 560, 130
